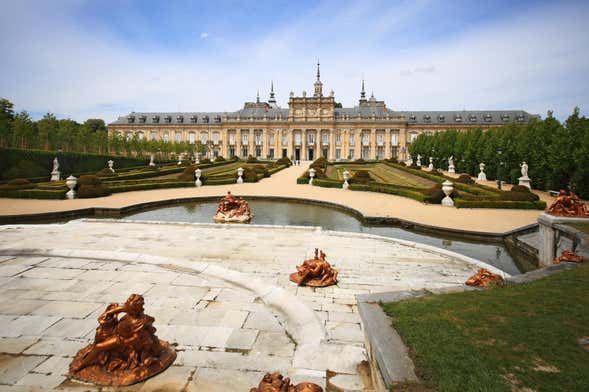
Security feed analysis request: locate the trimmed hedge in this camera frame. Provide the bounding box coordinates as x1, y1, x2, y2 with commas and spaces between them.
0, 147, 147, 180
0, 178, 36, 191
0, 188, 67, 199
312, 178, 344, 188
77, 175, 111, 198
454, 199, 547, 210
109, 181, 193, 193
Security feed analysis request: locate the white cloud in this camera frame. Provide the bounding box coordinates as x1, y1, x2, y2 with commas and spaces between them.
199, 32, 209, 39
0, 1, 587, 122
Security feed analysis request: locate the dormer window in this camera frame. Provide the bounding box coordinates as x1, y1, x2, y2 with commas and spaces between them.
164, 115, 171, 123
190, 115, 197, 123
409, 114, 416, 121
176, 115, 184, 123
501, 114, 510, 122
138, 115, 146, 123
215, 115, 221, 123
469, 115, 477, 122
152, 115, 160, 123
127, 116, 135, 123
517, 115, 525, 122
455, 115, 462, 122
202, 116, 209, 123
438, 115, 445, 122
484, 114, 492, 122
423, 115, 431, 122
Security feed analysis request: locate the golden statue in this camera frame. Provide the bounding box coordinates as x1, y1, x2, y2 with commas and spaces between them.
250, 372, 323, 392
213, 191, 254, 223
69, 294, 176, 386
553, 250, 584, 263
465, 268, 505, 288
546, 190, 589, 217
289, 248, 338, 287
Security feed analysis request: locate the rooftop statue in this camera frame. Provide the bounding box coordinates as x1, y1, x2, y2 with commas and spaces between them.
213, 191, 254, 223
465, 268, 505, 288
69, 294, 176, 386
290, 248, 338, 287
546, 190, 589, 217
250, 372, 323, 392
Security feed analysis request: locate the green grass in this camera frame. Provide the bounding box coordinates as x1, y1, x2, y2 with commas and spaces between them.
568, 223, 589, 235
381, 264, 589, 392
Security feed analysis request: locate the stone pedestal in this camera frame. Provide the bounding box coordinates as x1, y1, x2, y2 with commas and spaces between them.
518, 176, 531, 189
65, 175, 77, 199
50, 170, 61, 182
309, 168, 316, 185
236, 167, 244, 184
538, 213, 589, 266
477, 172, 487, 182
448, 165, 455, 174
342, 170, 350, 190
441, 180, 454, 207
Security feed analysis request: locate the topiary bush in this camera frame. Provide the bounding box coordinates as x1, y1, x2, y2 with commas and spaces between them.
310, 157, 328, 170
386, 157, 398, 164
77, 175, 111, 198
500, 190, 539, 202
428, 169, 445, 177
246, 155, 258, 163
200, 158, 211, 164
398, 161, 406, 166
215, 156, 225, 162
409, 163, 421, 170
350, 170, 372, 184
252, 165, 270, 178
456, 174, 475, 184
354, 158, 366, 164
177, 165, 197, 181
96, 168, 116, 177
510, 185, 531, 193
276, 157, 292, 166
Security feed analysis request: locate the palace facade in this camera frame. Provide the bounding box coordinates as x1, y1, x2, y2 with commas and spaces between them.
108, 64, 536, 162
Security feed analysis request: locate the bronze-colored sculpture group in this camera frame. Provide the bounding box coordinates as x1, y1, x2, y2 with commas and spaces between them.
553, 250, 584, 263
250, 372, 323, 392
213, 191, 254, 223
465, 268, 505, 288
289, 248, 338, 287
546, 190, 589, 217
69, 294, 176, 386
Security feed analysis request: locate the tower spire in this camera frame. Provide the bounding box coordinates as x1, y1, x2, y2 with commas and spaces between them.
316, 60, 321, 81
268, 81, 276, 105
361, 80, 366, 99
256, 90, 260, 103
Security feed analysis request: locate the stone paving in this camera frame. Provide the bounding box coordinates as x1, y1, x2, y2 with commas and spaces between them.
0, 220, 504, 391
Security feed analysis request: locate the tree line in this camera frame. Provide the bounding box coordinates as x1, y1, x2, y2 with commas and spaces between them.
408, 108, 589, 198
0, 98, 205, 159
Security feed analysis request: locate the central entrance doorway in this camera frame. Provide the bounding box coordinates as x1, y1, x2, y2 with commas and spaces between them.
295, 148, 301, 161
308, 148, 314, 161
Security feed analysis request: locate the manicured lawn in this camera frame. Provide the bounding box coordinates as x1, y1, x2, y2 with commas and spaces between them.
326, 163, 434, 188
568, 222, 589, 235
381, 264, 589, 392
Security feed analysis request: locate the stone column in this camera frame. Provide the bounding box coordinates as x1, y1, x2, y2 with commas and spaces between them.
262, 129, 268, 158
236, 129, 242, 158
330, 129, 336, 161
399, 128, 408, 161
385, 129, 391, 158
370, 129, 376, 159
287, 129, 294, 160
249, 129, 254, 158
355, 130, 361, 159
301, 129, 307, 161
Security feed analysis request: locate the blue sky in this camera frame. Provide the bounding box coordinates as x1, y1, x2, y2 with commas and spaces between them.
1, 0, 588, 122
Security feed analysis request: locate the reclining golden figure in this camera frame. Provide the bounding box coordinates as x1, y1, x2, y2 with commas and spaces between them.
69, 294, 176, 386
250, 372, 323, 392
289, 248, 338, 287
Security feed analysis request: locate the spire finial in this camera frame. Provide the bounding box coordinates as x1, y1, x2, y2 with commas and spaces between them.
256, 90, 260, 103
360, 80, 366, 100
269, 81, 276, 104
316, 60, 320, 81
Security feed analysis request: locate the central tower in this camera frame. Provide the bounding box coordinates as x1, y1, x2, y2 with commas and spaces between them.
313, 61, 323, 97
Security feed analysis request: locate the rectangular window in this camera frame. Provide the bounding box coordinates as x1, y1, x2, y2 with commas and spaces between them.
322, 133, 329, 145
255, 133, 262, 145
391, 132, 399, 146
269, 134, 275, 146
163, 133, 169, 143
241, 133, 249, 145
294, 133, 301, 146
229, 133, 236, 145
307, 133, 315, 145
377, 133, 384, 146
336, 133, 341, 146
213, 132, 219, 145
269, 148, 274, 159
349, 135, 355, 147
362, 146, 370, 159
175, 132, 181, 143
213, 150, 219, 158
229, 147, 235, 157
255, 147, 262, 157
335, 149, 341, 160
362, 134, 370, 146
150, 132, 157, 141
241, 147, 248, 157
348, 148, 354, 159
282, 135, 287, 146
377, 146, 384, 160
409, 133, 418, 143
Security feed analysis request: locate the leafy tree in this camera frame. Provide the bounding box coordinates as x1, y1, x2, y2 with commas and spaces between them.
0, 98, 15, 147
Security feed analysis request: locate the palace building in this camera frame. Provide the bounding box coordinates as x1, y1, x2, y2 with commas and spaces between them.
108, 63, 536, 162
